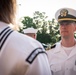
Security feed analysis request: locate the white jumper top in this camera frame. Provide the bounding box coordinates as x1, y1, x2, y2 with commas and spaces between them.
0, 21, 51, 75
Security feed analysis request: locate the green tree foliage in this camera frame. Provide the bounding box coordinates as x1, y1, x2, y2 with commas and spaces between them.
22, 16, 37, 28
18, 16, 37, 33
33, 11, 48, 31
18, 11, 60, 45
32, 11, 52, 44
37, 31, 51, 44
48, 19, 60, 45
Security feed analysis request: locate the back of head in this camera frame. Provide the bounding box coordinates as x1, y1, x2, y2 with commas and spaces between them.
0, 0, 17, 24
55, 7, 76, 23
23, 27, 38, 39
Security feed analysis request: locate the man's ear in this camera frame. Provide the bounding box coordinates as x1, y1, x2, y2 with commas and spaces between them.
34, 34, 37, 39
75, 24, 76, 30
74, 23, 76, 33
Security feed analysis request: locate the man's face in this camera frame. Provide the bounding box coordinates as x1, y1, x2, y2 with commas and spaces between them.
59, 21, 76, 39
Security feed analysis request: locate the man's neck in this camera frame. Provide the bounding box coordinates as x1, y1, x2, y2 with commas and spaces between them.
61, 38, 76, 47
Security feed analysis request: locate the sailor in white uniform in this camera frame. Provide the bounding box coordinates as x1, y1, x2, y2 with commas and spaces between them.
47, 7, 76, 75
23, 27, 38, 39
0, 0, 51, 75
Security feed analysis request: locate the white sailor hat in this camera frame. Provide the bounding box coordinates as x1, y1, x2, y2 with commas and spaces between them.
55, 8, 76, 22
23, 27, 38, 34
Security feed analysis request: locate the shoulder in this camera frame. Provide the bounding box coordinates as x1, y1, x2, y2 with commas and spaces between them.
51, 44, 56, 49
46, 44, 56, 54
10, 31, 43, 49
